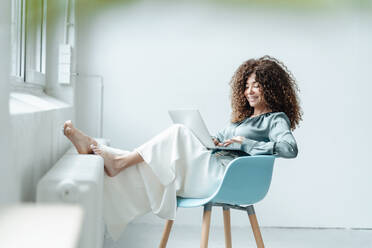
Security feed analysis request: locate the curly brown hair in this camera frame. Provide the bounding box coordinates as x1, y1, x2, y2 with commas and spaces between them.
230, 55, 302, 130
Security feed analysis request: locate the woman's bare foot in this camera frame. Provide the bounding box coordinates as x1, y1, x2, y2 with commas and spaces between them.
63, 120, 97, 154
91, 144, 128, 177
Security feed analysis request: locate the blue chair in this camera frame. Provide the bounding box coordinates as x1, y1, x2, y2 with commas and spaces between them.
158, 155, 276, 248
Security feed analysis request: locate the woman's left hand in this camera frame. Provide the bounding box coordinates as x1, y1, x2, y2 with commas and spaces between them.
222, 136, 245, 146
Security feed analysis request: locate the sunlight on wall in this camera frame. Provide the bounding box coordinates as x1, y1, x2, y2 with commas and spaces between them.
211, 0, 371, 9
77, 0, 372, 11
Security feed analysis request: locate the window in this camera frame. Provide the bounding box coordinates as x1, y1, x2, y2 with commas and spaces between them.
11, 0, 25, 80
11, 0, 47, 87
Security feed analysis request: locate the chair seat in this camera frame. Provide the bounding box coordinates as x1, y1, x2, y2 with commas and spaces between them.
177, 196, 212, 208
177, 196, 253, 210
177, 155, 275, 208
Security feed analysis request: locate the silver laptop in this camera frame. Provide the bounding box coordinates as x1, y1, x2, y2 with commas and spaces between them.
168, 109, 238, 150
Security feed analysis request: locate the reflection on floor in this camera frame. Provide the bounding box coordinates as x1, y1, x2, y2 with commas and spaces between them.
104, 224, 372, 248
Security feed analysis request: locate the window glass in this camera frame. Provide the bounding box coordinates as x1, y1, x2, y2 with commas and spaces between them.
25, 0, 47, 85
11, 0, 47, 86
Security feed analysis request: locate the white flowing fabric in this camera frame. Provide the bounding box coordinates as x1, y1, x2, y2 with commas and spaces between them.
103, 124, 226, 241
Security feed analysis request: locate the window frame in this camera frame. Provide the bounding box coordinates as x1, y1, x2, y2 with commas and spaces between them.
10, 0, 47, 91
10, 0, 26, 83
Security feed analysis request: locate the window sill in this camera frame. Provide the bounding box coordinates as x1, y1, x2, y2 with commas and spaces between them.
10, 78, 45, 95
10, 90, 71, 115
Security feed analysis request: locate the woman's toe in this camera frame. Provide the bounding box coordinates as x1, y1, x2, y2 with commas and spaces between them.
65, 127, 72, 136
64, 120, 71, 129
91, 146, 102, 155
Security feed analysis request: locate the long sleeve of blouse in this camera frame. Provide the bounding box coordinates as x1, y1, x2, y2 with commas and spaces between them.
214, 112, 298, 158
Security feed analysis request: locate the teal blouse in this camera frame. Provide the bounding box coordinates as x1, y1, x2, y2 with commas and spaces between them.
212, 112, 298, 159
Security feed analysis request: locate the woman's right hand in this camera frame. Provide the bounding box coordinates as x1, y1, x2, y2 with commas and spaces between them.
212, 138, 223, 147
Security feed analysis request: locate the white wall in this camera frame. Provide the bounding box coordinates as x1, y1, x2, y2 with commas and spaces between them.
76, 1, 372, 229
0, 0, 19, 204
45, 0, 75, 104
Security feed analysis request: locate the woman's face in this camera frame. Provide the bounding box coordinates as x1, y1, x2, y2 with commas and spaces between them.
244, 73, 266, 109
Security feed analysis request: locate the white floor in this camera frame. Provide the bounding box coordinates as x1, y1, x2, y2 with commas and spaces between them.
104, 224, 372, 248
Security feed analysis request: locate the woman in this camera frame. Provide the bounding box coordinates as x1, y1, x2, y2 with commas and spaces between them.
63, 55, 302, 240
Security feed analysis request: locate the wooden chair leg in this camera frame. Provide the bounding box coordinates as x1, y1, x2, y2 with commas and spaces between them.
158, 220, 174, 248
222, 206, 232, 248
247, 205, 264, 248
200, 204, 212, 248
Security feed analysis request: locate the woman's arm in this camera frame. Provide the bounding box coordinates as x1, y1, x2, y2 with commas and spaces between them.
240, 114, 298, 158
222, 113, 298, 158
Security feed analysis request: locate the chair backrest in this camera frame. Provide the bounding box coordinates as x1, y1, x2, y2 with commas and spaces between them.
210, 155, 275, 205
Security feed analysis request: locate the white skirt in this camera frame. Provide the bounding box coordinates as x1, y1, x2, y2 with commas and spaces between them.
103, 124, 226, 240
